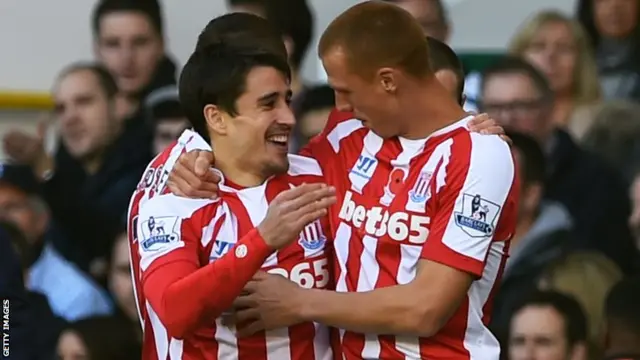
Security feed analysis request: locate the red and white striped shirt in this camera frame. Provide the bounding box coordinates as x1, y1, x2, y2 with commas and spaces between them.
127, 130, 210, 360
128, 130, 333, 360
303, 111, 519, 360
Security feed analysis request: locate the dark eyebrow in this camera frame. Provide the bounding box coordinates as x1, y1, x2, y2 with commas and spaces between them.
257, 90, 293, 106
257, 92, 279, 106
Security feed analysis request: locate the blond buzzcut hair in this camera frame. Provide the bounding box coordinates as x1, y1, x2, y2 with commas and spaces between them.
318, 1, 433, 80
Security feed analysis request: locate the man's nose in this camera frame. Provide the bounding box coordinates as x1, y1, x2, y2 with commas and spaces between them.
278, 109, 296, 126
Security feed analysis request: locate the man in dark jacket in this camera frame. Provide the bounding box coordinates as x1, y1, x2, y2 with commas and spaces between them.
0, 222, 62, 360
43, 64, 149, 273
603, 277, 640, 360
480, 56, 638, 274
490, 131, 574, 336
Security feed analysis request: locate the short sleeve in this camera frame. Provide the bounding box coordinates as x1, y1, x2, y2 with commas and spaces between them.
421, 134, 518, 277
136, 194, 214, 275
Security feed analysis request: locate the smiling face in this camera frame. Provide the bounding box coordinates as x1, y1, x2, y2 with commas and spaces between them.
53, 69, 118, 162
209, 65, 294, 177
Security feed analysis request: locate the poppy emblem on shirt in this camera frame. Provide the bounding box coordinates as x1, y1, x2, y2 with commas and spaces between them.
298, 220, 326, 251
386, 168, 406, 195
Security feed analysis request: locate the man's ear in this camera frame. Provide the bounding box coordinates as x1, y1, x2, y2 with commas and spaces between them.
204, 104, 226, 136
377, 68, 397, 93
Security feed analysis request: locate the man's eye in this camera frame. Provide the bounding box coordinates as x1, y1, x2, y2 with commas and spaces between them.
263, 101, 276, 109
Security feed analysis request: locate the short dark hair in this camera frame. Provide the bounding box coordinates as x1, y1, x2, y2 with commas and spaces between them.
293, 85, 335, 120
263, 0, 314, 70
510, 290, 588, 346
427, 36, 464, 103
507, 130, 546, 186
179, 42, 291, 143
65, 316, 141, 360
57, 62, 119, 99
480, 56, 554, 102
225, 0, 313, 70
92, 0, 164, 38
605, 277, 640, 334
194, 12, 287, 61
150, 100, 184, 122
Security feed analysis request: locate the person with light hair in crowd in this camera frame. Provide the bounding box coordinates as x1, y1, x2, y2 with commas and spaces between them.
508, 10, 601, 140
538, 251, 624, 357
582, 101, 640, 183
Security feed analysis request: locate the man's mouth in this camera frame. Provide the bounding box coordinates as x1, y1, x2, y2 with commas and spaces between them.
266, 134, 289, 150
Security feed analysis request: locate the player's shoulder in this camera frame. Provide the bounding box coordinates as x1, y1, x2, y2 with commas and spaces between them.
139, 193, 219, 220
324, 109, 365, 150
286, 154, 323, 177
444, 119, 512, 161
432, 118, 514, 176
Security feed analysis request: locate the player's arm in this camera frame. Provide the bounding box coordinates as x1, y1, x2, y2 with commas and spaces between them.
138, 195, 273, 339
289, 136, 517, 336
139, 184, 336, 339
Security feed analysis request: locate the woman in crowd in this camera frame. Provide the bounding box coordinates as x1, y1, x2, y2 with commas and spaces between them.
509, 10, 601, 140
577, 0, 640, 101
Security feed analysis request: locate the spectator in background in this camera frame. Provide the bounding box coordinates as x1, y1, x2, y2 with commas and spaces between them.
57, 316, 141, 360
507, 290, 588, 360
227, 0, 313, 96
582, 101, 640, 183
490, 131, 574, 337
147, 91, 189, 156
108, 230, 140, 338
603, 277, 640, 360
45, 63, 147, 275
509, 10, 601, 140
92, 0, 176, 120
292, 85, 334, 149
479, 56, 637, 274
577, 0, 640, 101
383, 0, 450, 41
0, 222, 62, 360
0, 164, 112, 321
539, 251, 623, 355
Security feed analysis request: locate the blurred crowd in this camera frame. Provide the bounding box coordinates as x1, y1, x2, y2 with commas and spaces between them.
1, 0, 640, 359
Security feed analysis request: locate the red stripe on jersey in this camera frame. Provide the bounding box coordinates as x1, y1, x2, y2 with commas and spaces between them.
482, 241, 510, 325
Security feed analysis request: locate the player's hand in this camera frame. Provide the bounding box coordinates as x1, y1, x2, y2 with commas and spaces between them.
230, 271, 305, 336
466, 113, 512, 144
167, 150, 220, 198
258, 183, 336, 249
